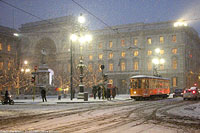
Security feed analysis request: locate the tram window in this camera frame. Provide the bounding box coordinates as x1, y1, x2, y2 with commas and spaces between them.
146, 79, 149, 89
138, 79, 141, 88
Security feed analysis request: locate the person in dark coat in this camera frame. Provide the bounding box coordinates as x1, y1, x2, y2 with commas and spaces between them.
41, 89, 47, 102
107, 88, 111, 100
112, 86, 117, 99
97, 86, 102, 99
4, 90, 10, 103
92, 86, 97, 99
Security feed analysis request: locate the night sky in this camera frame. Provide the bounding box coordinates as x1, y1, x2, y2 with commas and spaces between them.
1, 0, 200, 34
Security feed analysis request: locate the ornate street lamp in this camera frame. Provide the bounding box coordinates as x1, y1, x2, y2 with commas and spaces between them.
69, 14, 92, 100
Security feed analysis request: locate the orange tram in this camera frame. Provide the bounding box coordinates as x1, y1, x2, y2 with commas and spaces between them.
130, 75, 170, 100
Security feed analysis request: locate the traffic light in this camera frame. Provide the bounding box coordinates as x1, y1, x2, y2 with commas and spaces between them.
194, 83, 197, 86
31, 75, 36, 83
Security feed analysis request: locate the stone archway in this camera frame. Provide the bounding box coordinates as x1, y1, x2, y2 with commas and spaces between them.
34, 37, 57, 69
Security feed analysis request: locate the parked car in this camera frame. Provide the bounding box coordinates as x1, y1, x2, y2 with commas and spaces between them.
173, 89, 183, 98
183, 87, 200, 100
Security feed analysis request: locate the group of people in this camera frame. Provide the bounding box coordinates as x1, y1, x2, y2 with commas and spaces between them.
92, 85, 118, 100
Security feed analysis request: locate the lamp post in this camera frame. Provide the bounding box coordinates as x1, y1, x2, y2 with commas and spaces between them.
70, 14, 92, 100
152, 48, 165, 77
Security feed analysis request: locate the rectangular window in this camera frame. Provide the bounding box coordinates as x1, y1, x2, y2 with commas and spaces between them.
147, 50, 152, 56
109, 63, 113, 71
121, 40, 125, 47
160, 50, 164, 55
172, 48, 177, 54
121, 62, 126, 71
99, 42, 103, 49
7, 44, 11, 52
88, 64, 93, 72
98, 64, 102, 72
88, 44, 93, 50
160, 36, 164, 43
109, 41, 113, 48
147, 61, 152, 71
0, 43, 2, 51
172, 35, 176, 42
134, 38, 138, 46
98, 54, 103, 60
121, 51, 126, 57
8, 62, 11, 70
133, 50, 138, 56
147, 37, 152, 44
89, 55, 93, 60
172, 77, 177, 87
109, 53, 113, 59
0, 62, 3, 70
172, 59, 177, 69
133, 61, 138, 70
160, 64, 164, 70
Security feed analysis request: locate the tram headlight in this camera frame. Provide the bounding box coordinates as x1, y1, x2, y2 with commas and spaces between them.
134, 91, 136, 94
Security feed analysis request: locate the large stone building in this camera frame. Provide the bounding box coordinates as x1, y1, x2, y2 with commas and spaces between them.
19, 16, 200, 94
0, 26, 20, 92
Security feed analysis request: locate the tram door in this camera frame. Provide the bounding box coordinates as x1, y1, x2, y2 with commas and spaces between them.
143, 78, 150, 97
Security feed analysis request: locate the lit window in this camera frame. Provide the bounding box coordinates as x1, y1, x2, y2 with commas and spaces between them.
109, 53, 113, 59
7, 44, 11, 52
109, 79, 113, 85
109, 63, 113, 71
88, 44, 92, 50
121, 62, 126, 71
0, 62, 3, 70
172, 48, 177, 54
98, 64, 102, 72
109, 41, 113, 48
88, 64, 93, 72
133, 50, 138, 56
133, 61, 138, 70
172, 35, 176, 42
121, 40, 125, 47
134, 39, 138, 46
160, 50, 164, 55
80, 46, 83, 51
160, 64, 164, 70
147, 50, 152, 56
99, 42, 103, 49
0, 43, 2, 50
147, 60, 152, 71
160, 36, 164, 43
147, 37, 152, 44
89, 55, 93, 60
121, 51, 126, 57
98, 54, 103, 60
67, 64, 70, 73
172, 59, 177, 69
8, 62, 11, 70
172, 77, 177, 87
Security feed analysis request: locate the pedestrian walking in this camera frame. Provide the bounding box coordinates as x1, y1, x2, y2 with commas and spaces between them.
112, 86, 117, 99
92, 85, 97, 99
97, 86, 102, 99
41, 88, 47, 102
107, 88, 111, 100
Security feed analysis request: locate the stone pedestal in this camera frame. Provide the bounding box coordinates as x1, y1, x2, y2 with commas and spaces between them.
36, 64, 50, 90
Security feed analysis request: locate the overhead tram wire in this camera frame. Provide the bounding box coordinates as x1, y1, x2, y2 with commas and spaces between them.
0, 0, 70, 31
71, 0, 119, 34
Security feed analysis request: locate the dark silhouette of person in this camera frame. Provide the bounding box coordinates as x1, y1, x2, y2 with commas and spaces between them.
97, 86, 102, 99
112, 86, 117, 99
41, 89, 47, 102
92, 86, 97, 99
5, 90, 10, 103
107, 88, 111, 100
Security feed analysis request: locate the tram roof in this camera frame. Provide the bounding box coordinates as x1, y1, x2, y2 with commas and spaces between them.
130, 75, 169, 80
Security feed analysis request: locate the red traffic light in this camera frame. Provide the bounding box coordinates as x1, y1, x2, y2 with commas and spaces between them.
194, 83, 197, 86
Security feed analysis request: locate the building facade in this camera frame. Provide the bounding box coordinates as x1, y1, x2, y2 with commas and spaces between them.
0, 26, 20, 92
19, 16, 200, 94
